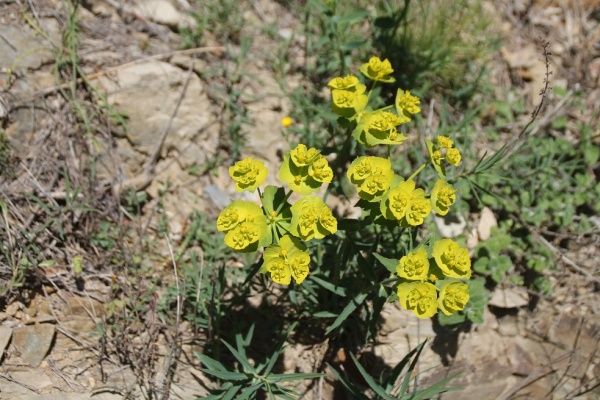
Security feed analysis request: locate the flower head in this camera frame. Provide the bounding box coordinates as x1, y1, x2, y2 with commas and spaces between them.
359, 56, 395, 83
353, 111, 409, 147
438, 281, 470, 316
229, 157, 268, 192
395, 89, 421, 119
328, 74, 363, 90
260, 235, 310, 285
280, 144, 332, 195
380, 180, 431, 226
436, 135, 454, 149
397, 282, 438, 318
289, 195, 337, 241
430, 179, 457, 216
331, 89, 368, 119
446, 148, 462, 166
432, 239, 471, 279
217, 200, 268, 252
347, 156, 394, 201
281, 116, 293, 127
397, 248, 429, 280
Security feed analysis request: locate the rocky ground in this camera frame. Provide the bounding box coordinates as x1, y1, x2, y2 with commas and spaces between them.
0, 0, 599, 399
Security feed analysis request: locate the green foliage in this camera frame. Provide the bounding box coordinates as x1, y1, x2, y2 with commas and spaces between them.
329, 339, 462, 399
473, 227, 513, 283
371, 0, 499, 103
196, 324, 324, 399
0, 131, 11, 177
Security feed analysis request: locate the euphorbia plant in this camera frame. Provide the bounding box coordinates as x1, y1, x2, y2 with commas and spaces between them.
217, 56, 472, 319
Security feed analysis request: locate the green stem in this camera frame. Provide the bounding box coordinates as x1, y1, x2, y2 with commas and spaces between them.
408, 162, 428, 181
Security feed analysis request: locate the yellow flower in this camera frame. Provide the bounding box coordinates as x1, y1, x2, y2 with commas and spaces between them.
289, 195, 337, 241
229, 157, 268, 192
395, 89, 421, 119
359, 56, 395, 83
430, 179, 457, 216
397, 282, 438, 318
381, 180, 415, 220
354, 111, 409, 147
217, 200, 268, 252
432, 239, 471, 279
405, 190, 431, 226
260, 235, 310, 285
290, 144, 320, 167
280, 144, 330, 195
446, 148, 462, 166
436, 135, 454, 149
438, 281, 470, 316
380, 180, 431, 226
397, 248, 429, 280
347, 156, 394, 201
328, 74, 363, 90
281, 116, 293, 127
331, 89, 368, 119
308, 155, 333, 184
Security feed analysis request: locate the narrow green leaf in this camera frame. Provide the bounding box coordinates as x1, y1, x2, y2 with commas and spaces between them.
222, 384, 242, 400
267, 372, 325, 383
311, 276, 346, 297
326, 363, 364, 398
349, 353, 395, 400
411, 372, 462, 399
200, 368, 248, 381
194, 352, 226, 372
399, 341, 427, 395
325, 291, 369, 335
221, 340, 256, 374
357, 253, 377, 284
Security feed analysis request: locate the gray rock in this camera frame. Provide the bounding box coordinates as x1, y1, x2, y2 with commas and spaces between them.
11, 324, 56, 367
0, 24, 54, 70
0, 326, 12, 361
94, 61, 217, 168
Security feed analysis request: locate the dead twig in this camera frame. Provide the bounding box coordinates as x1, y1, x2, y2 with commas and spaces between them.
0, 372, 47, 398
497, 351, 572, 400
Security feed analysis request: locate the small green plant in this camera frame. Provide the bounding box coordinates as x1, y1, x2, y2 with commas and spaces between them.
329, 339, 461, 399
196, 324, 323, 399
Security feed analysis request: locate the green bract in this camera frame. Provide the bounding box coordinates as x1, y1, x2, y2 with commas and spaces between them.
228, 157, 268, 192
217, 200, 269, 252
347, 156, 394, 201
432, 239, 472, 279
431, 179, 457, 216
260, 235, 310, 285
397, 282, 438, 318
289, 195, 337, 241
438, 280, 470, 316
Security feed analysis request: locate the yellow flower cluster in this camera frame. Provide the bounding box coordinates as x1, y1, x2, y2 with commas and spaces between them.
217, 56, 471, 308
217, 144, 338, 286
396, 240, 471, 318
217, 200, 269, 252
280, 144, 333, 195
428, 135, 462, 173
